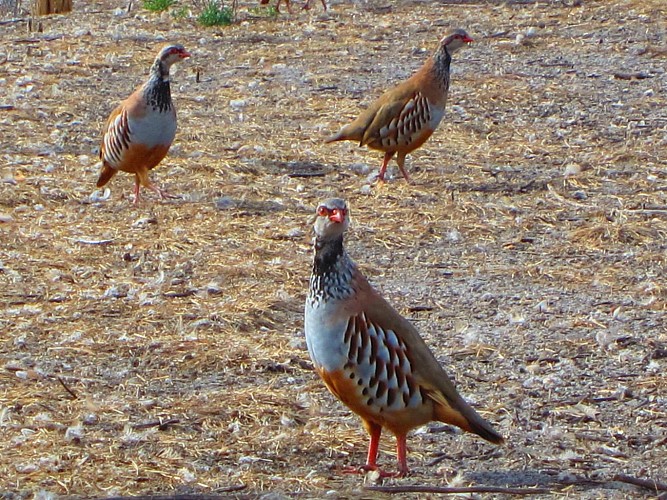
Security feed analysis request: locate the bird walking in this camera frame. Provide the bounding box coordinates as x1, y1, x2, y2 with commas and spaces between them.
304, 198, 503, 476
325, 29, 473, 182
97, 44, 190, 203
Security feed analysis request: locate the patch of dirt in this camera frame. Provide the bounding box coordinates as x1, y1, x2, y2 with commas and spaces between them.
0, 0, 665, 498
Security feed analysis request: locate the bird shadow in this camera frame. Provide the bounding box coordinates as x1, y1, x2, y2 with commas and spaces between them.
262, 160, 331, 178
462, 468, 627, 494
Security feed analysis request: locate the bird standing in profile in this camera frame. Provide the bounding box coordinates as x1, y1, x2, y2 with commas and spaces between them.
326, 29, 473, 182
304, 198, 503, 476
97, 44, 190, 203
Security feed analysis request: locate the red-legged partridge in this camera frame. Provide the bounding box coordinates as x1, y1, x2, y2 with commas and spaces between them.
97, 44, 190, 203
304, 198, 503, 476
326, 29, 473, 182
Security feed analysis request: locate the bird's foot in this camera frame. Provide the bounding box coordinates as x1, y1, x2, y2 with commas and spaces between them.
159, 190, 182, 200
398, 167, 412, 184
375, 173, 413, 185
152, 186, 181, 201
341, 464, 405, 478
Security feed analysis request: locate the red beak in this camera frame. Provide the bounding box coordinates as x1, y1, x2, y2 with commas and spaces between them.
180, 50, 191, 58
463, 35, 474, 43
329, 210, 345, 223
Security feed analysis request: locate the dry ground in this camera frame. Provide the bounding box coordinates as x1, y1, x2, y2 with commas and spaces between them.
1, 0, 666, 498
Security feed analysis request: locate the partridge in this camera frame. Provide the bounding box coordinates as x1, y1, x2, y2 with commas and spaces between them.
326, 29, 473, 182
304, 198, 503, 476
97, 44, 190, 203
259, 0, 326, 13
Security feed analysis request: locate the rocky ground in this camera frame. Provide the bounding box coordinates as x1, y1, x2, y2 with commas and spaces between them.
0, 0, 665, 498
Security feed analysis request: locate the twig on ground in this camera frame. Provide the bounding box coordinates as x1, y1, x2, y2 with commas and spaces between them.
613, 474, 667, 493
105, 488, 246, 500
213, 484, 247, 493
56, 376, 79, 399
365, 485, 553, 495
613, 71, 653, 80
131, 419, 181, 431
0, 18, 26, 25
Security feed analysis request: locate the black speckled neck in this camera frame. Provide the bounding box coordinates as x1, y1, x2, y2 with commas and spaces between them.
143, 60, 173, 113
432, 47, 452, 91
309, 235, 355, 303
313, 235, 345, 277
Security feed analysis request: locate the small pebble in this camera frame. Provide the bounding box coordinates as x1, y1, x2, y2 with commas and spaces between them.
451, 105, 467, 117
215, 196, 237, 210
348, 163, 371, 175
82, 413, 99, 425
563, 163, 582, 177
65, 425, 84, 443
206, 282, 223, 294
229, 99, 247, 109
535, 300, 549, 313
104, 284, 129, 299
446, 229, 462, 243
287, 228, 304, 238
365, 172, 379, 184
89, 188, 111, 203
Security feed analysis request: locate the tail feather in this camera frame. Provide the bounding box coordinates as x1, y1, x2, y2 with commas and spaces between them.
324, 129, 347, 144
464, 408, 505, 444
325, 124, 364, 145
434, 396, 504, 445
96, 164, 117, 188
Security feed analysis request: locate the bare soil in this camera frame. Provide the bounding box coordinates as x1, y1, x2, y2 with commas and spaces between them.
0, 0, 666, 498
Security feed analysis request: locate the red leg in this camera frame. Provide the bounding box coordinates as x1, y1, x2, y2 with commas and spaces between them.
303, 0, 326, 10
345, 430, 408, 478
365, 422, 381, 468
396, 153, 411, 183
133, 178, 141, 204
343, 422, 390, 475
136, 169, 179, 201
378, 151, 395, 181
395, 433, 409, 477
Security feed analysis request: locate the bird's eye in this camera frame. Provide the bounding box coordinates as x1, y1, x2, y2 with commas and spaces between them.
317, 206, 329, 216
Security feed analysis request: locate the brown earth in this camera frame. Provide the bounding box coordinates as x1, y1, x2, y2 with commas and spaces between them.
0, 0, 666, 498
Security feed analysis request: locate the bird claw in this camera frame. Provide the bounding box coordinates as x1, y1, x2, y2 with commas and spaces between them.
152, 185, 181, 201
341, 464, 406, 478
159, 191, 181, 200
